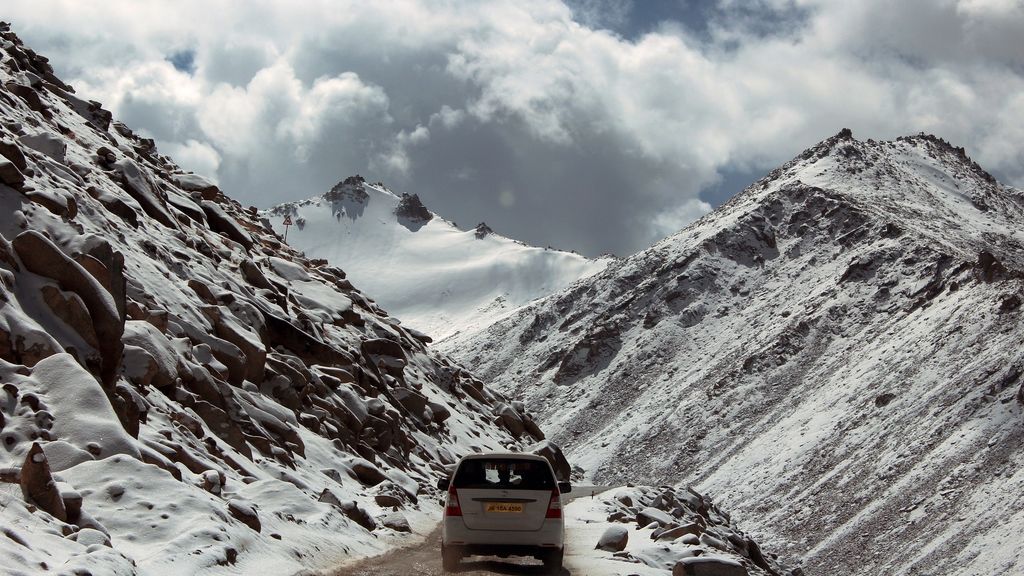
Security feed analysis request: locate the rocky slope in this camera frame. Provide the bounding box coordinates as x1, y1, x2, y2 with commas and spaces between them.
0, 22, 551, 575
445, 129, 1024, 575
261, 178, 610, 341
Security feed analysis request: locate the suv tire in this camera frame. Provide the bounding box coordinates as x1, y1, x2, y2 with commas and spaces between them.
542, 548, 563, 573
441, 544, 461, 571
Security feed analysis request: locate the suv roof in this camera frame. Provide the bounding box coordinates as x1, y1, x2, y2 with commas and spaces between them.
457, 452, 548, 462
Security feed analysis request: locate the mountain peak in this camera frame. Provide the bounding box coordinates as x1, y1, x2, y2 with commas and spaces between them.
324, 175, 369, 203
263, 181, 608, 340
395, 192, 432, 223
474, 221, 493, 239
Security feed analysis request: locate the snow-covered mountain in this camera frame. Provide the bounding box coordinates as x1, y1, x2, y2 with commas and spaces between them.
0, 23, 551, 575
261, 178, 610, 341
445, 129, 1024, 575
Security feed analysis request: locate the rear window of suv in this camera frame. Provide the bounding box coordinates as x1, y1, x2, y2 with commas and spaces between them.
453, 458, 555, 490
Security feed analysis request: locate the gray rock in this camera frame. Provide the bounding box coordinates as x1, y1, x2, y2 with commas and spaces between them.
382, 512, 411, 532
18, 132, 65, 163
347, 458, 387, 486
201, 200, 253, 250
494, 402, 525, 437
0, 139, 27, 170
113, 158, 178, 229
637, 507, 674, 528
672, 556, 748, 576
529, 441, 571, 481
0, 158, 25, 188
596, 525, 629, 552
173, 173, 220, 199
375, 493, 403, 508
654, 523, 702, 541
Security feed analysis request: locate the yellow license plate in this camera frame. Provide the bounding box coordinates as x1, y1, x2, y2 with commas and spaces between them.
485, 502, 523, 513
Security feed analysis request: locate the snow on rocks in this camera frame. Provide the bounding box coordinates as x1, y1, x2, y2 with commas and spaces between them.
673, 556, 748, 576
0, 23, 539, 576
596, 524, 629, 552
575, 486, 794, 576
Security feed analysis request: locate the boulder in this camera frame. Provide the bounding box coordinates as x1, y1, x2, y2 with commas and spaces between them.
0, 139, 28, 170
202, 306, 266, 384
20, 443, 67, 521
260, 310, 352, 367
122, 321, 177, 389
333, 385, 369, 429
522, 413, 545, 440
493, 403, 525, 437
392, 388, 427, 418
201, 200, 253, 251
73, 528, 111, 548
0, 158, 25, 188
8, 82, 47, 113
12, 231, 123, 386
347, 457, 387, 486
637, 507, 675, 529
426, 400, 451, 424
382, 512, 411, 532
191, 400, 252, 459
26, 188, 75, 217
240, 259, 273, 290
18, 132, 65, 162
529, 441, 572, 481
95, 146, 117, 165
596, 525, 629, 552
361, 338, 406, 359
654, 523, 703, 541
375, 493, 404, 508
672, 556, 748, 576
112, 158, 178, 229
41, 285, 98, 348
173, 173, 220, 199
977, 251, 1006, 282
318, 490, 376, 531
227, 499, 261, 532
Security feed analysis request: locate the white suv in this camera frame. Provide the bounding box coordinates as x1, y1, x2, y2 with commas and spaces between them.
438, 453, 571, 572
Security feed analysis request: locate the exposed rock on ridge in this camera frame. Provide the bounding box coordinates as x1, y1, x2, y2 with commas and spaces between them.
447, 129, 1024, 576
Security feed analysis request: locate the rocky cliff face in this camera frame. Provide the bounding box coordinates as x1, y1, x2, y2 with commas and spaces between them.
446, 130, 1024, 575
0, 23, 545, 575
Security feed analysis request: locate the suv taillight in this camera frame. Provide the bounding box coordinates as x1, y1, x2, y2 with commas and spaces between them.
545, 489, 562, 519
445, 485, 462, 517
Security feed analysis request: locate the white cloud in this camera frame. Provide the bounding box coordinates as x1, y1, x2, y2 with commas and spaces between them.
651, 198, 714, 241
5, 0, 1022, 255
164, 139, 222, 179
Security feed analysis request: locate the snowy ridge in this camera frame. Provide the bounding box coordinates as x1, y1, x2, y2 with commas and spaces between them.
261, 177, 610, 341
446, 129, 1024, 575
0, 24, 548, 575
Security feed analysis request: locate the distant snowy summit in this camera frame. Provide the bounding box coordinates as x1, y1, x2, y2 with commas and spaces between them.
261, 176, 611, 340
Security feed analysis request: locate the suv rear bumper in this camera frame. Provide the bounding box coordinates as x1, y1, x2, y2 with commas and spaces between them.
442, 517, 564, 549
449, 543, 561, 560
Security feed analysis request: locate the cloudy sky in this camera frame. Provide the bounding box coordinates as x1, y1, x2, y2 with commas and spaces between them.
6, 0, 1023, 256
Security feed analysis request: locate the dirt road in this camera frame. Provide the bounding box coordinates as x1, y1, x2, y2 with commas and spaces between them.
330, 486, 609, 576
